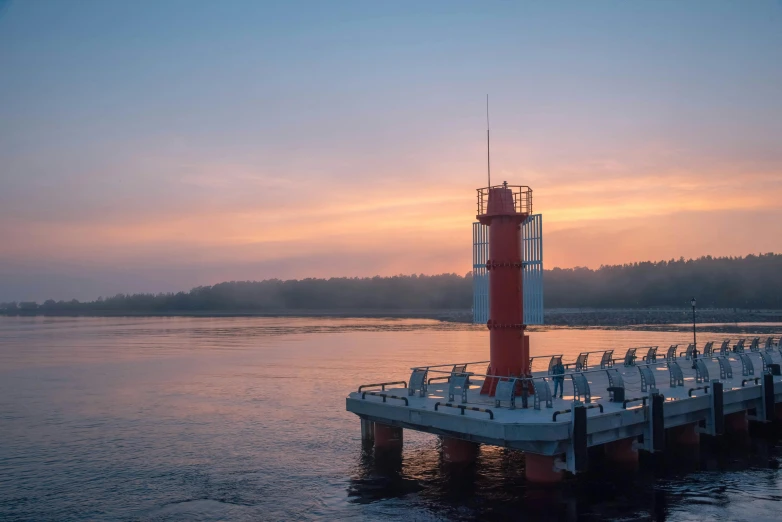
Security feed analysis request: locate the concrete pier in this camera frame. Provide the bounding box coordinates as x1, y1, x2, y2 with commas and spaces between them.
348, 343, 782, 482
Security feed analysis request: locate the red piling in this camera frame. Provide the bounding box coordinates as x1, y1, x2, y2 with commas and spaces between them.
603, 437, 639, 468
669, 423, 700, 446
725, 411, 749, 433
441, 437, 479, 463
373, 423, 403, 450
524, 453, 563, 484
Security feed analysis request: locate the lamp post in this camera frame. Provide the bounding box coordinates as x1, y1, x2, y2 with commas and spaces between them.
691, 297, 697, 368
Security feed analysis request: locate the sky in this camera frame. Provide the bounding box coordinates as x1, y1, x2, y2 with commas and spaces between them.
1, 1, 781, 302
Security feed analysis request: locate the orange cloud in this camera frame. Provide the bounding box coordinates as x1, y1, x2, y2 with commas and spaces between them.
3, 148, 780, 283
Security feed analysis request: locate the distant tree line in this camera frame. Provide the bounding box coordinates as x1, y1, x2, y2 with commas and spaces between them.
546, 253, 782, 309
2, 253, 781, 314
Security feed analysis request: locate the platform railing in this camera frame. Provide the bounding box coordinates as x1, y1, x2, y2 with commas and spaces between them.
552, 403, 603, 422
411, 340, 763, 371
357, 381, 407, 392
418, 361, 490, 385
411, 360, 489, 371
476, 184, 532, 216
421, 367, 546, 385
391, 340, 779, 409
434, 402, 494, 419
420, 354, 722, 400
529, 354, 564, 374
688, 386, 709, 397
633, 360, 683, 368
421, 357, 679, 381
423, 366, 601, 406
361, 391, 409, 405
611, 345, 660, 366
361, 351, 778, 416
711, 337, 779, 354
529, 354, 559, 365
622, 397, 648, 409
563, 350, 617, 371
529, 355, 556, 361
416, 342, 748, 381
409, 345, 704, 377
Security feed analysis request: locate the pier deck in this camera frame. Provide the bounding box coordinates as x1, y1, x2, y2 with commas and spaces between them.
346, 343, 782, 472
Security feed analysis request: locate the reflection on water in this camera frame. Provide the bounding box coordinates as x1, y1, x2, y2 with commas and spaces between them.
348, 432, 782, 521
0, 316, 781, 521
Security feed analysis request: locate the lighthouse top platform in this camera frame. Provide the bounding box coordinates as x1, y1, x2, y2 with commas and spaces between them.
476, 184, 532, 219
346, 337, 782, 460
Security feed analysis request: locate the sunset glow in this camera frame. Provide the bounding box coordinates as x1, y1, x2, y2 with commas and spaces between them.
1, 1, 781, 301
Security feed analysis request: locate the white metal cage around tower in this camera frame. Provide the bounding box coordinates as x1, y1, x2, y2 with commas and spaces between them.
472, 214, 544, 325
521, 214, 544, 325
472, 222, 489, 324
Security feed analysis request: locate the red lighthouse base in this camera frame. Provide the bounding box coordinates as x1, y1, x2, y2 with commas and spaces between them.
480, 334, 530, 396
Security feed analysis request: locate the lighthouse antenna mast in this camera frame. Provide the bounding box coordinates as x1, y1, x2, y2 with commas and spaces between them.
486, 94, 491, 188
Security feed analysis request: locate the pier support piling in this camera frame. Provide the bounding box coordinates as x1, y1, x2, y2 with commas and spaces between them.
360, 418, 374, 443
725, 411, 749, 434
373, 423, 403, 450
649, 392, 665, 453
441, 437, 479, 463
711, 381, 724, 435
603, 437, 639, 468
762, 373, 775, 422
524, 453, 564, 484
669, 423, 700, 446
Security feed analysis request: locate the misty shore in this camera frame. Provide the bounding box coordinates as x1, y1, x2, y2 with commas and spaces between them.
3, 308, 781, 330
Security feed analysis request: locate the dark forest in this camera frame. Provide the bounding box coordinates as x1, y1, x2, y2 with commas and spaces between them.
2, 254, 781, 314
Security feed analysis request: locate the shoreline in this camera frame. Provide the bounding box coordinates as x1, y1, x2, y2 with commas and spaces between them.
2, 308, 781, 329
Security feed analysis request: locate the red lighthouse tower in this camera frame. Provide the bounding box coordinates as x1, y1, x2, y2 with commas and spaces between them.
477, 182, 532, 395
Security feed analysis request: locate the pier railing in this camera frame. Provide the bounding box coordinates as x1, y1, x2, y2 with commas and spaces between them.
406, 338, 779, 379
413, 360, 489, 370
382, 339, 782, 408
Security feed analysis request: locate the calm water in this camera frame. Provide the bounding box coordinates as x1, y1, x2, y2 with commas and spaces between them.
1, 317, 782, 521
